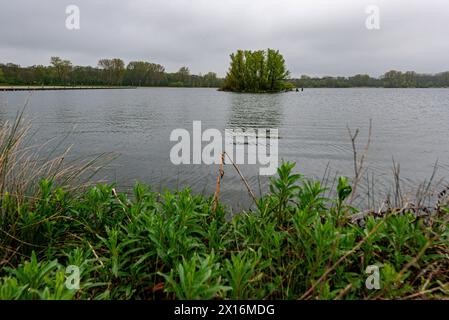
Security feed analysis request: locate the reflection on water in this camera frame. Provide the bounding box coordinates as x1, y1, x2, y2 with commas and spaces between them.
0, 88, 448, 210
225, 94, 281, 166
226, 93, 283, 129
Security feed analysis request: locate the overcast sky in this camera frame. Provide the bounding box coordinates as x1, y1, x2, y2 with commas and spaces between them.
1, 0, 448, 77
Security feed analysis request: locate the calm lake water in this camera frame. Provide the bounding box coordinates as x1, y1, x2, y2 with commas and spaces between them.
1, 88, 448, 210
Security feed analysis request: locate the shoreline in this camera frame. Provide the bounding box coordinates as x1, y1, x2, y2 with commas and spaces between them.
0, 85, 137, 91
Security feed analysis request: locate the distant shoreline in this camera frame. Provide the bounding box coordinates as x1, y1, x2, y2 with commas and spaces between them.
1, 85, 448, 92
0, 85, 137, 91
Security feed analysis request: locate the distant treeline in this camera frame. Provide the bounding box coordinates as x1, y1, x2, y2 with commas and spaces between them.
0, 57, 223, 88
1, 57, 449, 88
291, 71, 449, 88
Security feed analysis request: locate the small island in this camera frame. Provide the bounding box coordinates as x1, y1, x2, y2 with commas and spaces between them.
221, 49, 294, 93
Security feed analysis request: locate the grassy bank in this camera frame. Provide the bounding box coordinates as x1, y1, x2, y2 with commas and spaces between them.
0, 114, 448, 300
1, 162, 448, 299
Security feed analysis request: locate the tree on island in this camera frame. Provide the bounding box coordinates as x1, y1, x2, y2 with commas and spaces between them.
222, 49, 291, 93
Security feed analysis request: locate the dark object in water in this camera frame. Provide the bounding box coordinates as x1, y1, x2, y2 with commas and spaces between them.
295, 88, 299, 92
301, 87, 304, 92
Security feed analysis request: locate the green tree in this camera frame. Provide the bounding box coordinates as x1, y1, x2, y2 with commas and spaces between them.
175, 66, 190, 86
253, 50, 267, 89
402, 71, 417, 87
223, 49, 289, 92
382, 70, 402, 88
266, 49, 289, 91
223, 50, 245, 91
202, 72, 218, 87
124, 61, 166, 86
71, 66, 104, 85
98, 58, 125, 85
441, 72, 449, 87
125, 61, 150, 86
50, 57, 72, 85
349, 74, 371, 87
146, 63, 165, 86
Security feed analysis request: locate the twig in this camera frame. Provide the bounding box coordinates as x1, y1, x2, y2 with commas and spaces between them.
347, 120, 372, 204
87, 241, 104, 267
212, 152, 225, 213
402, 283, 448, 300
224, 152, 257, 205
335, 283, 353, 300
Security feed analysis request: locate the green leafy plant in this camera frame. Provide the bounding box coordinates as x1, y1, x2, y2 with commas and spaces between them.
159, 253, 230, 299
224, 249, 269, 299
269, 162, 301, 225
335, 176, 353, 221
1, 159, 449, 300
1, 252, 75, 300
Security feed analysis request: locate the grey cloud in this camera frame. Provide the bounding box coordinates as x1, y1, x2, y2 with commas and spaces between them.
0, 0, 448, 77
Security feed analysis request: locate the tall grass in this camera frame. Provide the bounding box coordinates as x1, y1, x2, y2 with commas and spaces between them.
0, 107, 113, 268
0, 106, 112, 198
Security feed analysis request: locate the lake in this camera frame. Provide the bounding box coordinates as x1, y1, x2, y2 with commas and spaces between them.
1, 87, 448, 210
